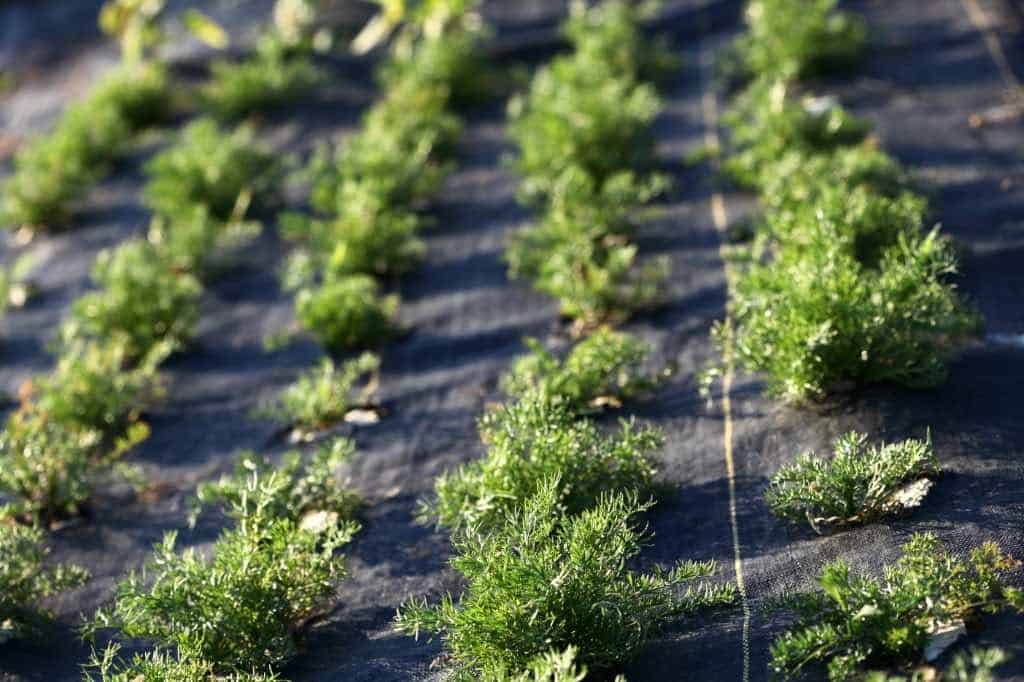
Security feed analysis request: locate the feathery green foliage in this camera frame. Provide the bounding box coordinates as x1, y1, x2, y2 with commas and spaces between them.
722, 82, 871, 191
506, 169, 670, 330
63, 240, 202, 361
487, 647, 591, 682
192, 439, 362, 526
505, 1, 672, 330
201, 36, 321, 120
770, 533, 1024, 680
734, 0, 866, 81
85, 643, 281, 681
760, 184, 927, 267
94, 452, 359, 673
765, 432, 940, 531
398, 478, 736, 678
507, 1, 665, 205
0, 523, 89, 643
282, 2, 478, 351
32, 339, 163, 437
501, 329, 662, 413
0, 411, 147, 522
424, 393, 661, 531
258, 352, 380, 432
1, 64, 171, 231
723, 227, 979, 403
281, 184, 428, 281
865, 647, 1009, 682
147, 203, 261, 276
295, 275, 401, 352
143, 118, 279, 223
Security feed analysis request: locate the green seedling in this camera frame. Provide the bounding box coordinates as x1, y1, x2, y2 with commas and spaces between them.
143, 118, 279, 223
0, 410, 148, 523
766, 432, 939, 532
734, 0, 866, 82
92, 452, 359, 674
722, 80, 872, 191
295, 275, 401, 353
398, 477, 736, 678
0, 523, 89, 643
201, 35, 321, 120
191, 439, 362, 527
770, 533, 1024, 680
722, 228, 978, 403
257, 352, 380, 434
63, 240, 202, 362
501, 328, 663, 413
423, 392, 661, 531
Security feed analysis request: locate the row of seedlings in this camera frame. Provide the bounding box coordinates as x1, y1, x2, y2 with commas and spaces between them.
85, 437, 362, 678
85, 5, 497, 673
0, 0, 320, 236
716, 2, 1023, 679
399, 328, 736, 679
0, 101, 279, 648
504, 0, 678, 335
278, 1, 487, 355
0, 52, 170, 234
78, 5, 497, 672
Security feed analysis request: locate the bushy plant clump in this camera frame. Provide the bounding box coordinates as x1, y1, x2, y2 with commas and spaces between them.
85, 644, 281, 681
258, 352, 380, 433
192, 439, 362, 526
506, 169, 670, 330
280, 5, 480, 353
722, 82, 871, 191
398, 478, 736, 678
31, 339, 162, 437
423, 393, 661, 531
765, 432, 939, 531
715, 5, 979, 404
143, 118, 280, 223
505, 1, 673, 330
62, 240, 202, 361
295, 275, 401, 352
724, 228, 978, 403
733, 0, 866, 82
94, 446, 360, 674
501, 328, 662, 413
201, 35, 321, 120
0, 410, 147, 522
0, 523, 89, 643
1, 64, 171, 231
770, 533, 1024, 680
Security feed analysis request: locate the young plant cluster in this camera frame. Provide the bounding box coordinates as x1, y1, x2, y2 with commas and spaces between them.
0, 118, 277, 525
765, 432, 939, 532
91, 438, 361, 677
404, 328, 734, 677
279, 2, 484, 353
771, 533, 1024, 680
717, 1, 978, 404
257, 351, 381, 436
506, 1, 674, 332
0, 523, 89, 643
1, 63, 171, 232
201, 26, 321, 120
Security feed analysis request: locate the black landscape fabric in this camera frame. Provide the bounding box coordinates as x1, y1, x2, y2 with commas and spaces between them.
0, 0, 1022, 680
